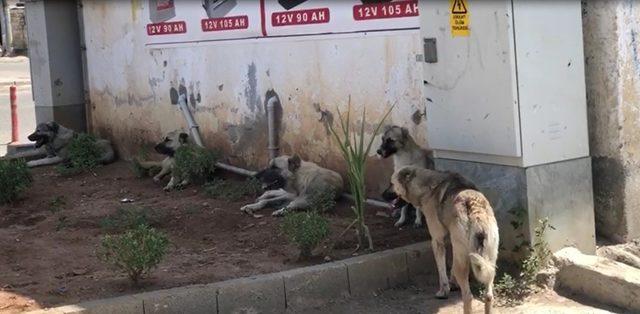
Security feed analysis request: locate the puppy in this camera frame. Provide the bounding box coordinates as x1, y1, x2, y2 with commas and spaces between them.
392, 166, 499, 314
241, 154, 343, 216
4, 121, 115, 167
136, 130, 189, 191
377, 125, 434, 227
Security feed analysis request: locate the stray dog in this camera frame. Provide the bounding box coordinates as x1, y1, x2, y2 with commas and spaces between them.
377, 125, 434, 227
3, 121, 115, 168
136, 130, 189, 191
391, 166, 499, 314
241, 154, 343, 216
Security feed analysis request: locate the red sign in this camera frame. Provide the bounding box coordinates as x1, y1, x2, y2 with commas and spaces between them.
353, 0, 418, 21
202, 16, 249, 32
146, 21, 187, 36
156, 0, 174, 10
271, 8, 330, 27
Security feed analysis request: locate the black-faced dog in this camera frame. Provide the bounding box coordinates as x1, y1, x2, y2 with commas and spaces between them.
135, 130, 189, 191
4, 121, 115, 167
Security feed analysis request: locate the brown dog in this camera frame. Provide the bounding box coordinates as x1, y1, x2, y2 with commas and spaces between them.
391, 166, 499, 314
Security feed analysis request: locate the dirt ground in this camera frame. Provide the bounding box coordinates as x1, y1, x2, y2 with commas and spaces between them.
0, 161, 426, 313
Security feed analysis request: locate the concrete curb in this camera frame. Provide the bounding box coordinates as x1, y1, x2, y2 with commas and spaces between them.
27, 242, 435, 314
554, 247, 640, 312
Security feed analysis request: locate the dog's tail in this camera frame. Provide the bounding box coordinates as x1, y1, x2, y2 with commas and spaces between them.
466, 195, 499, 285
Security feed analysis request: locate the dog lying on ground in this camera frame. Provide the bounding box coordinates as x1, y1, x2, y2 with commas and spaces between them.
241, 154, 343, 217
2, 121, 115, 168
135, 130, 190, 191
377, 125, 434, 228
391, 166, 499, 314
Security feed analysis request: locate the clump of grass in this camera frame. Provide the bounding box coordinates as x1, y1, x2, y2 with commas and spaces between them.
131, 159, 161, 179
48, 196, 67, 213
0, 158, 32, 204
282, 211, 330, 259
98, 224, 169, 285
66, 133, 103, 170
100, 206, 151, 232
204, 177, 262, 201
309, 187, 337, 213
173, 145, 219, 183
493, 218, 552, 306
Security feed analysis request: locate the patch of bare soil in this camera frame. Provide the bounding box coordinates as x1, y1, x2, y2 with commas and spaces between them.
0, 161, 426, 313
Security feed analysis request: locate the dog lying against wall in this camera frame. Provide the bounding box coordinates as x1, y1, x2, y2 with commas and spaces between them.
135, 130, 190, 191
2, 121, 115, 168
377, 125, 435, 228
241, 154, 343, 216
391, 166, 499, 314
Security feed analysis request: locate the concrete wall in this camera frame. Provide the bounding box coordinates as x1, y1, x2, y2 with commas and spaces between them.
583, 0, 640, 242
81, 1, 426, 193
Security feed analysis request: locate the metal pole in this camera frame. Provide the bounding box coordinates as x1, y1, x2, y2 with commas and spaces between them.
10, 83, 18, 143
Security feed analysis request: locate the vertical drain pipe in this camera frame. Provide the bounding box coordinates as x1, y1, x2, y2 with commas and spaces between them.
178, 94, 203, 147
266, 93, 280, 160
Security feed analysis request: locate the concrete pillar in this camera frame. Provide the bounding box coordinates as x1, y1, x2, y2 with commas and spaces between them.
583, 0, 640, 242
24, 0, 85, 132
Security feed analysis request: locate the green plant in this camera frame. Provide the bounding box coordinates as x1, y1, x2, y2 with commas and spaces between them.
65, 133, 104, 171
131, 159, 160, 178
100, 206, 151, 232
55, 164, 84, 177
0, 158, 32, 204
49, 196, 67, 213
56, 216, 69, 231
282, 211, 330, 259
204, 178, 262, 201
173, 145, 219, 183
98, 224, 169, 285
494, 218, 552, 306
327, 97, 393, 251
308, 187, 337, 213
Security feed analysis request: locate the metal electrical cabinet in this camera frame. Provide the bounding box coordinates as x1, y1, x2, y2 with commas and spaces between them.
420, 0, 588, 167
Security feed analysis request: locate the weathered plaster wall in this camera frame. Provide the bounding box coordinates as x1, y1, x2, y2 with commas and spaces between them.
81, 1, 425, 193
583, 0, 640, 242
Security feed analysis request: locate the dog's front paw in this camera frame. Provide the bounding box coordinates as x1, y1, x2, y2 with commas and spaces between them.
163, 185, 173, 191
240, 205, 254, 215
435, 285, 450, 299
271, 208, 287, 217
153, 176, 162, 183
413, 219, 423, 228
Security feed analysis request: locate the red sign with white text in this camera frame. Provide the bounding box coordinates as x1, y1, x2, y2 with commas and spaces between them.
201, 15, 249, 32
353, 0, 418, 21
147, 21, 187, 36
271, 8, 330, 27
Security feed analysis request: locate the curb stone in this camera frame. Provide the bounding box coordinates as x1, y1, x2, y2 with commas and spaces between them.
26, 242, 434, 314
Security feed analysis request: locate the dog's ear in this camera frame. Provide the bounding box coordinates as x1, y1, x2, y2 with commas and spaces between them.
400, 127, 409, 140
179, 132, 189, 144
47, 121, 59, 133
288, 154, 302, 172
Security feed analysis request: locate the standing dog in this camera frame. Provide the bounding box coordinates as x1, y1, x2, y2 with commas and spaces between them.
3, 121, 115, 167
377, 125, 434, 227
241, 154, 343, 216
135, 130, 189, 191
391, 166, 499, 314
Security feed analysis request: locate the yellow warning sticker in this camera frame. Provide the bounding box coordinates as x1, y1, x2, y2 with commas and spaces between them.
449, 0, 470, 37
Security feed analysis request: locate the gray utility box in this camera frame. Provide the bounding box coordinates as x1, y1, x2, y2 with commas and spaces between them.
420, 0, 595, 256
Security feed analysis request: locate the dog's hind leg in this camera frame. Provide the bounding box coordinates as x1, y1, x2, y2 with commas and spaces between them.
422, 206, 450, 299
451, 227, 473, 314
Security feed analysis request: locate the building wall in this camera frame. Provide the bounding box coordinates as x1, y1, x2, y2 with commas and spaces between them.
583, 0, 640, 242
81, 1, 426, 193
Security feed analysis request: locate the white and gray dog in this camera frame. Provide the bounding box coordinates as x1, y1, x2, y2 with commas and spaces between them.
3, 121, 115, 168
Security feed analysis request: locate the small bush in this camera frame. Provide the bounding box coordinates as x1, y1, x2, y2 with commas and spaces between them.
282, 211, 330, 259
100, 206, 151, 232
309, 188, 337, 213
65, 133, 103, 171
204, 178, 262, 201
0, 158, 32, 204
98, 224, 169, 285
494, 218, 552, 306
131, 159, 161, 179
49, 196, 67, 213
173, 145, 219, 183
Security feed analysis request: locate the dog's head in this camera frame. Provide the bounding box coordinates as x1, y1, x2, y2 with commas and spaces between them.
390, 166, 416, 202
28, 121, 60, 148
154, 130, 189, 157
377, 125, 411, 158
257, 154, 303, 187
254, 167, 287, 191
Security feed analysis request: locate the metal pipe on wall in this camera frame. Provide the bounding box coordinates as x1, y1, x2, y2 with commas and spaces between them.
266, 94, 280, 160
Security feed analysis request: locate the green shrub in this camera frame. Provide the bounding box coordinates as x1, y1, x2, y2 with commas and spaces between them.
173, 145, 219, 183
309, 188, 337, 213
100, 206, 151, 232
282, 211, 330, 259
494, 218, 552, 306
98, 224, 169, 285
66, 133, 103, 171
0, 158, 32, 204
48, 196, 67, 213
204, 177, 262, 201
131, 159, 161, 179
